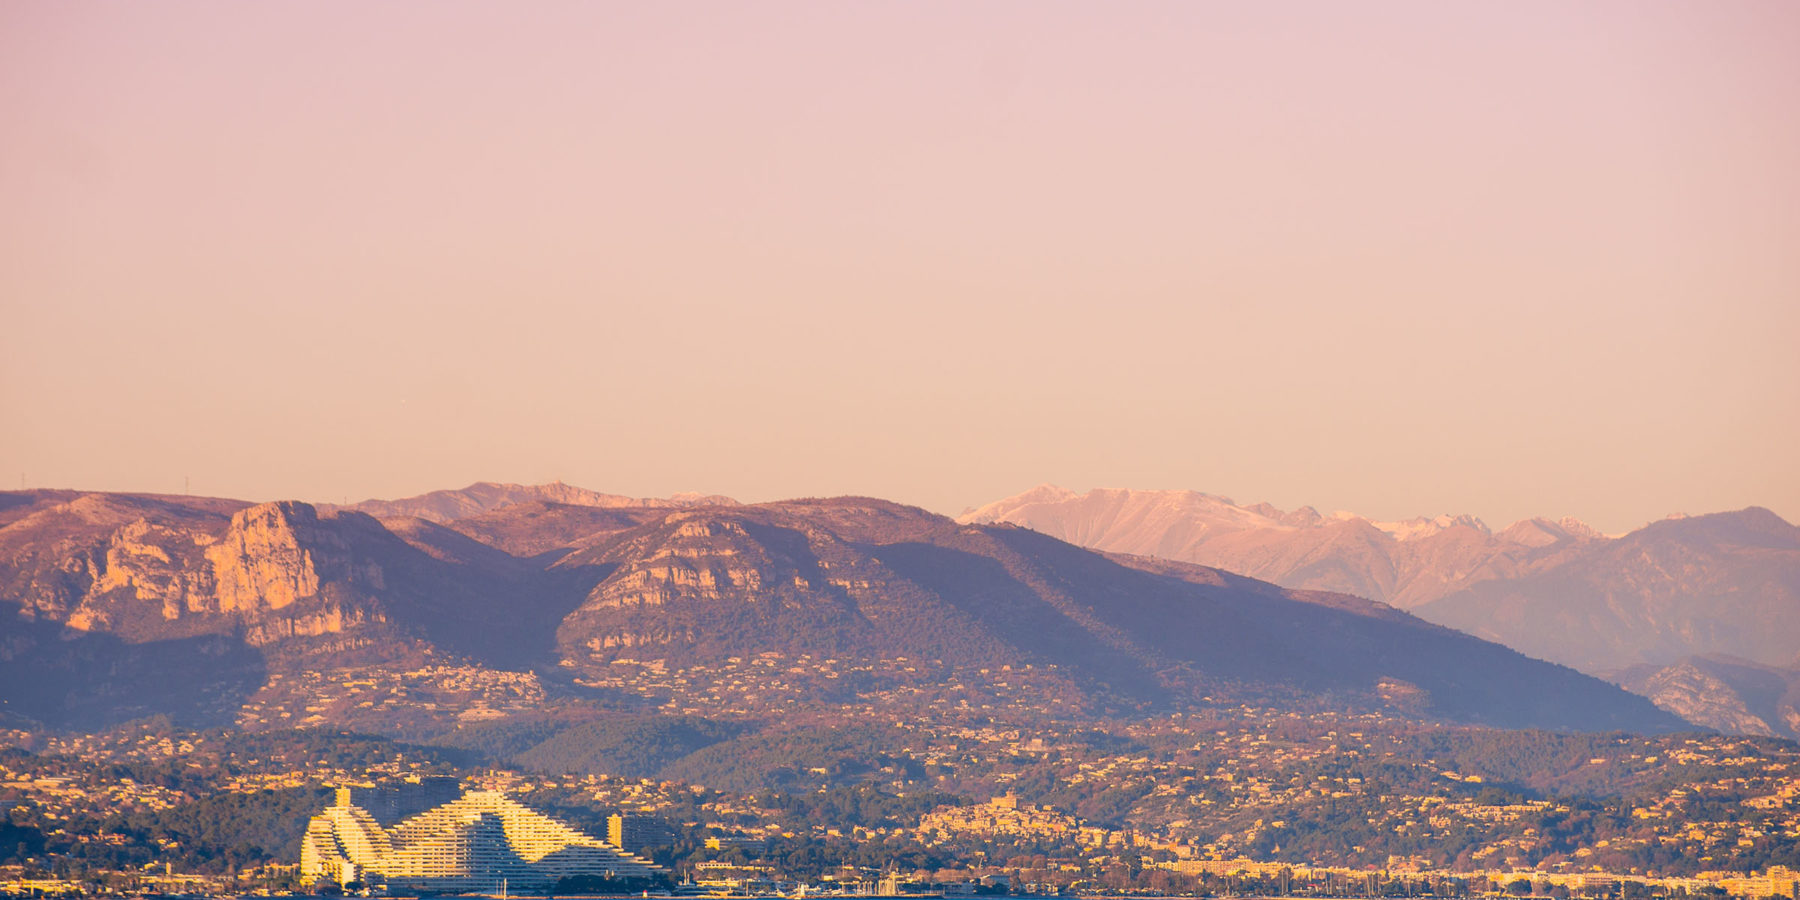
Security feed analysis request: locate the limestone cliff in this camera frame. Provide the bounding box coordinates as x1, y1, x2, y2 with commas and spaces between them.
1613, 655, 1800, 739
201, 501, 391, 643
67, 518, 219, 629
207, 502, 328, 613
0, 493, 239, 635
0, 493, 397, 646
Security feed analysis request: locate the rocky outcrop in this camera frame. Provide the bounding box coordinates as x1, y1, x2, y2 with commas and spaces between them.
1614, 655, 1800, 739
200, 503, 408, 645
556, 509, 896, 663
1636, 662, 1776, 736
0, 494, 401, 647
67, 518, 219, 629
206, 502, 389, 613
584, 516, 766, 610
207, 502, 327, 613
0, 493, 242, 634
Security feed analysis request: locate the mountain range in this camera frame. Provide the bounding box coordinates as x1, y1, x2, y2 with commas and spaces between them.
961, 486, 1633, 611
0, 483, 1681, 736
321, 481, 737, 524
961, 487, 1799, 670
960, 486, 1800, 737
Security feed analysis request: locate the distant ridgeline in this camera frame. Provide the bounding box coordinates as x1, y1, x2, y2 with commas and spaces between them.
300, 778, 662, 891
962, 487, 1800, 679
0, 487, 1686, 734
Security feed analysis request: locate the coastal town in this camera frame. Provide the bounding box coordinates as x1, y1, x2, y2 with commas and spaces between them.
4, 706, 1798, 899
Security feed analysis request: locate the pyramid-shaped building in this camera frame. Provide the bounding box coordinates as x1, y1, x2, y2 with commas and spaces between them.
301, 783, 662, 892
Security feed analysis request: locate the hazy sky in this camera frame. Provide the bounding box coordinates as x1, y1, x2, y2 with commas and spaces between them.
4, 2, 1797, 533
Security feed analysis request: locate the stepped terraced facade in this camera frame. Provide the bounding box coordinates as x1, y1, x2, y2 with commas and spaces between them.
300, 784, 662, 891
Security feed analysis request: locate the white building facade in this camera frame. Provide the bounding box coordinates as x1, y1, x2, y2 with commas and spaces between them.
301, 788, 662, 892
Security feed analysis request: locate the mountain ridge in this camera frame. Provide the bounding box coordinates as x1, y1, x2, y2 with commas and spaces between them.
323, 481, 738, 524
960, 486, 1799, 677
0, 487, 1683, 735
1416, 507, 1800, 673
958, 485, 1602, 610
1612, 654, 1800, 740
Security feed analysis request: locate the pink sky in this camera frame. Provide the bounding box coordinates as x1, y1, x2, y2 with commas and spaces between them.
3, 1, 1797, 533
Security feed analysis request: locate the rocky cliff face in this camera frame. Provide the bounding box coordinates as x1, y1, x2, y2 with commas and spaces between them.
1, 493, 240, 635
203, 502, 394, 644
554, 503, 1007, 667
0, 494, 398, 647
207, 502, 330, 614
1613, 656, 1800, 739
0, 493, 261, 729
68, 518, 216, 629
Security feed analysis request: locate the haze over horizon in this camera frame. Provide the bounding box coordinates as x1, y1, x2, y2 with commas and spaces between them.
5, 2, 1797, 535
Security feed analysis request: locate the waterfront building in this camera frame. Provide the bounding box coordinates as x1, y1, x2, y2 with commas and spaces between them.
301, 786, 662, 891
608, 813, 676, 854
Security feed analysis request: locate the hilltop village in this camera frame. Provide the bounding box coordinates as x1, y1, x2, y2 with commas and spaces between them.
4, 705, 1799, 898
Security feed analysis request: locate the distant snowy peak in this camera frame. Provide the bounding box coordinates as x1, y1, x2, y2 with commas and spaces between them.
1496, 516, 1604, 548
1014, 482, 1082, 506
1253, 503, 1324, 528
956, 483, 1078, 524
967, 486, 1598, 549
1369, 513, 1492, 542
959, 485, 1284, 534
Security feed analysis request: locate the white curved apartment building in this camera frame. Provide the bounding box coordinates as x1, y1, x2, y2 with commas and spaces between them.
301, 787, 662, 892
